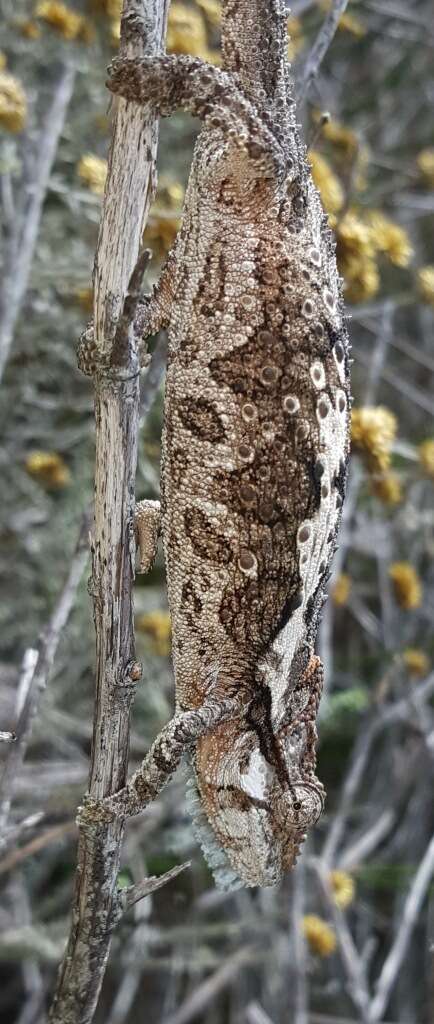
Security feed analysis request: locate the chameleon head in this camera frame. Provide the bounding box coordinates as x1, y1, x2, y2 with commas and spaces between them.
194, 717, 324, 887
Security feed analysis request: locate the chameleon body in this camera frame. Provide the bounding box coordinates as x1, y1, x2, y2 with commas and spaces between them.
90, 0, 350, 888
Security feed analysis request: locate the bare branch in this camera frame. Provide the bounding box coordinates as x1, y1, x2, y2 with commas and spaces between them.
296, 0, 350, 100
162, 948, 255, 1024
0, 64, 76, 383
0, 518, 89, 831
47, 2, 172, 1021
369, 830, 434, 1022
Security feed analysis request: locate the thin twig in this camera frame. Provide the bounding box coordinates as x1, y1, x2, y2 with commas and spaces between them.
0, 64, 76, 384
162, 948, 254, 1024
296, 0, 350, 100
322, 675, 434, 865
368, 830, 434, 1023
311, 859, 371, 1020
0, 518, 89, 831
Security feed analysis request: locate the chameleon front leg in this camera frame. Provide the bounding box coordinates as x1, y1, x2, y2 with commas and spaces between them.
107, 54, 285, 182
95, 692, 248, 819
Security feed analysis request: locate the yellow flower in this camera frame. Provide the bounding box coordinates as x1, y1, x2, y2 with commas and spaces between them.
25, 451, 71, 489
195, 0, 221, 26
17, 18, 41, 38
332, 573, 351, 607
0, 53, 6, 71
371, 472, 403, 506
74, 286, 93, 313
35, 1, 92, 40
321, 117, 358, 160
92, 0, 121, 16
329, 870, 355, 909
287, 16, 304, 60
144, 180, 184, 258
417, 266, 434, 307
302, 915, 337, 957
389, 563, 422, 611
338, 12, 366, 38
167, 3, 218, 61
77, 154, 107, 195
417, 148, 434, 189
366, 211, 413, 268
0, 71, 27, 133
351, 406, 397, 473
136, 610, 171, 656
309, 150, 344, 215
402, 648, 430, 678
342, 256, 380, 304
418, 439, 434, 479
319, 1, 366, 38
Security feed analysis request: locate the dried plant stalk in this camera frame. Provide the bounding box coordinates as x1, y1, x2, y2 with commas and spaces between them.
48, 1, 170, 1021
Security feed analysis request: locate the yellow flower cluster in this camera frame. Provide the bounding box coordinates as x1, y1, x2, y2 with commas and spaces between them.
418, 439, 434, 479
17, 18, 41, 38
303, 915, 337, 957
136, 610, 171, 656
167, 3, 219, 62
335, 210, 379, 304
338, 11, 366, 38
316, 114, 369, 189
389, 563, 422, 611
309, 150, 344, 216
417, 266, 434, 307
25, 451, 71, 489
319, 1, 366, 38
35, 1, 93, 41
417, 148, 434, 189
77, 154, 107, 195
74, 286, 93, 313
402, 648, 430, 678
365, 211, 413, 268
287, 16, 304, 61
332, 573, 351, 607
351, 406, 397, 473
0, 71, 27, 133
371, 472, 403, 506
144, 180, 185, 258
329, 870, 355, 909
195, 0, 221, 27
335, 209, 412, 304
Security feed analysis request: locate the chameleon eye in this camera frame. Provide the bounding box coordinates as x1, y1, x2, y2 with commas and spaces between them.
293, 801, 302, 810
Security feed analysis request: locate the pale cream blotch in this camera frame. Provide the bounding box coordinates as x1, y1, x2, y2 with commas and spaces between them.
310, 361, 326, 390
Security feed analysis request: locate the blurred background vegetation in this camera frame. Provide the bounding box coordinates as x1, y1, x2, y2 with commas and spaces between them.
1, 1, 434, 1022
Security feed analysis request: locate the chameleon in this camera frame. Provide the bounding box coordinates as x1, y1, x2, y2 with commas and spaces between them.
79, 0, 350, 889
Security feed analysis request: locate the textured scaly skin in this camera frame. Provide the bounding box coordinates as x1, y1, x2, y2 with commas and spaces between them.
105, 1, 350, 888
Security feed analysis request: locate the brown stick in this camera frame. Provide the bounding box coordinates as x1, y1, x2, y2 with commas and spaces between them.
48, 2, 171, 1021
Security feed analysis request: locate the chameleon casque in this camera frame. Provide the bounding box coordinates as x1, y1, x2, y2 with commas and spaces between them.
80, 0, 350, 889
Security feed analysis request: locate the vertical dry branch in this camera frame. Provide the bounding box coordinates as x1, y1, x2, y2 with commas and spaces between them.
48, 2, 170, 1021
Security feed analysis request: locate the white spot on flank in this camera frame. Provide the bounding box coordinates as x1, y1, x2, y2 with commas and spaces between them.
310, 362, 326, 389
